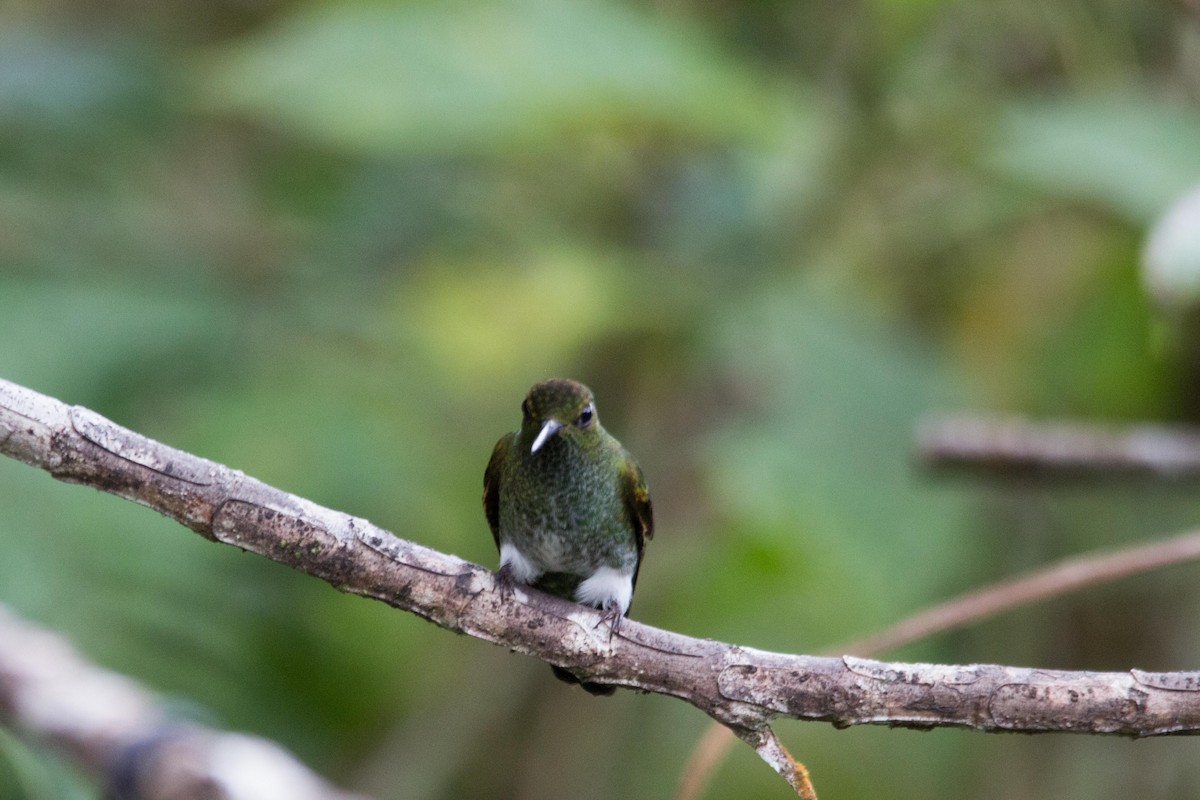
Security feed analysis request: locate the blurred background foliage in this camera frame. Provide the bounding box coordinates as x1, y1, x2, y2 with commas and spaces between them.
2, 0, 1200, 798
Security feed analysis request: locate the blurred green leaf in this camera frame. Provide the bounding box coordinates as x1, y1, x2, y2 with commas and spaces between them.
987, 95, 1200, 224
0, 726, 92, 800
0, 30, 143, 128
193, 0, 784, 155
697, 282, 977, 647
400, 252, 634, 383
0, 280, 235, 407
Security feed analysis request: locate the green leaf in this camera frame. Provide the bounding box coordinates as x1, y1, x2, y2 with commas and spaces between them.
698, 282, 977, 646
0, 29, 142, 127
0, 281, 234, 405
987, 94, 1200, 224
193, 0, 783, 155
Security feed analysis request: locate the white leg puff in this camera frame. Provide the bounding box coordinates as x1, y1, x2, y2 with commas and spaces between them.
499, 543, 541, 584
575, 567, 634, 617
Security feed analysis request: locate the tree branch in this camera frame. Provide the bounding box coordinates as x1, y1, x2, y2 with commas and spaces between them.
918, 413, 1200, 477
4, 379, 1200, 796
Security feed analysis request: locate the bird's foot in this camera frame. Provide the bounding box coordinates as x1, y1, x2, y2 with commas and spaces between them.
595, 604, 624, 641
495, 562, 517, 602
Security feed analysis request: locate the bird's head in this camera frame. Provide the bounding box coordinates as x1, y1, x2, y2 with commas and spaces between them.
520, 378, 599, 453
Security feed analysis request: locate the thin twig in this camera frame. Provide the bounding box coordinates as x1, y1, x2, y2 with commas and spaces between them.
835, 527, 1200, 656
675, 722, 739, 800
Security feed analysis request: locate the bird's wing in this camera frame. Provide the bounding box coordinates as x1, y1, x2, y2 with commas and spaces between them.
483, 434, 512, 552
620, 455, 654, 589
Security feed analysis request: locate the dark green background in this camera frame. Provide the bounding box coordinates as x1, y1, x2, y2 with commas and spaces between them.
3, 1, 1200, 797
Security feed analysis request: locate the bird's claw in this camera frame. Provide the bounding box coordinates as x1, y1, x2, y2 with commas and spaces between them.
595, 605, 624, 641
495, 563, 516, 602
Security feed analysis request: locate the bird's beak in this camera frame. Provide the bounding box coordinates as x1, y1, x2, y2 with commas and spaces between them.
531, 419, 563, 453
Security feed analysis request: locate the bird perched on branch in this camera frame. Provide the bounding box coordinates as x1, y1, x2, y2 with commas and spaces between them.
483, 378, 653, 695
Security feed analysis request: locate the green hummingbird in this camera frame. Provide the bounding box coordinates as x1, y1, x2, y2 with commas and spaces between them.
483, 378, 653, 694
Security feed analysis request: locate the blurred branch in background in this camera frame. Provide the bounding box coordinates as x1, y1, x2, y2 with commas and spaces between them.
918, 414, 1200, 477
0, 604, 366, 800
6, 377, 1200, 799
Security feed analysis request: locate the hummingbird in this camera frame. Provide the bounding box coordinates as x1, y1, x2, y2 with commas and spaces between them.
483, 378, 653, 695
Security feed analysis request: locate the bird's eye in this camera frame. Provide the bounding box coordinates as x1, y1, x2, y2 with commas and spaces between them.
576, 404, 594, 427
521, 399, 532, 418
